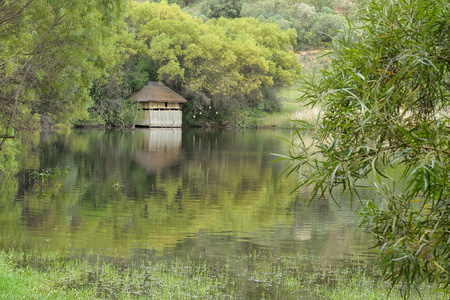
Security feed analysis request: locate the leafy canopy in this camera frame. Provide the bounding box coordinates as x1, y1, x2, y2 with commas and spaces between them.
199, 0, 244, 19
0, 0, 129, 172
127, 1, 300, 121
0, 0, 128, 144
240, 0, 346, 48
283, 0, 450, 296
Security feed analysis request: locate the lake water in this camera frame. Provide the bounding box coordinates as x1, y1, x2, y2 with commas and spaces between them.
1, 129, 374, 264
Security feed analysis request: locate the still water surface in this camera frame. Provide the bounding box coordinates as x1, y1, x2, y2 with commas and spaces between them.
2, 129, 373, 263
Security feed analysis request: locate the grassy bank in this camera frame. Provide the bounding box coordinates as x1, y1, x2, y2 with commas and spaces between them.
242, 85, 320, 129
1, 250, 447, 299
249, 51, 329, 129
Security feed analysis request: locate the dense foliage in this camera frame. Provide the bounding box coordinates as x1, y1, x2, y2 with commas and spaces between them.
200, 0, 244, 19
122, 1, 300, 124
283, 0, 450, 296
240, 0, 346, 49
198, 0, 347, 49
0, 0, 128, 166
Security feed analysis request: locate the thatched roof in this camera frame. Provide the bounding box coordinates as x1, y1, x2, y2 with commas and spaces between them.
131, 82, 187, 103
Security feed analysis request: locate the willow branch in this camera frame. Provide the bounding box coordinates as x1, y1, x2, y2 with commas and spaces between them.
0, 61, 33, 151
0, 0, 35, 26
348, 144, 450, 161
0, 12, 65, 151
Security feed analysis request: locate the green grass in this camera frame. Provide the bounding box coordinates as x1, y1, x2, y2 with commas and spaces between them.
0, 250, 448, 299
251, 50, 331, 128
0, 252, 97, 299
253, 84, 320, 128
0, 250, 235, 299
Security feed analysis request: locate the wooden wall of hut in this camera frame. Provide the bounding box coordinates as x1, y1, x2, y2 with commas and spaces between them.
137, 102, 183, 127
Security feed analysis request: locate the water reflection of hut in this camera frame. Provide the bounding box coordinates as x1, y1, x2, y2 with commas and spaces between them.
134, 129, 183, 172
131, 82, 187, 127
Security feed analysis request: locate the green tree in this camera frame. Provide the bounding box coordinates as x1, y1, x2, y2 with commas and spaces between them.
199, 0, 244, 19
0, 0, 128, 152
86, 74, 138, 128
151, 0, 196, 7
240, 0, 345, 49
127, 1, 300, 124
308, 13, 345, 45
305, 0, 334, 10
282, 0, 450, 296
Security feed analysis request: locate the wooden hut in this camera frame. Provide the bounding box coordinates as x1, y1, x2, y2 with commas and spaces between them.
131, 82, 187, 127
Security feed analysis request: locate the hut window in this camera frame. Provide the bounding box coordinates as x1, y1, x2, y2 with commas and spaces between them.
165, 102, 168, 108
